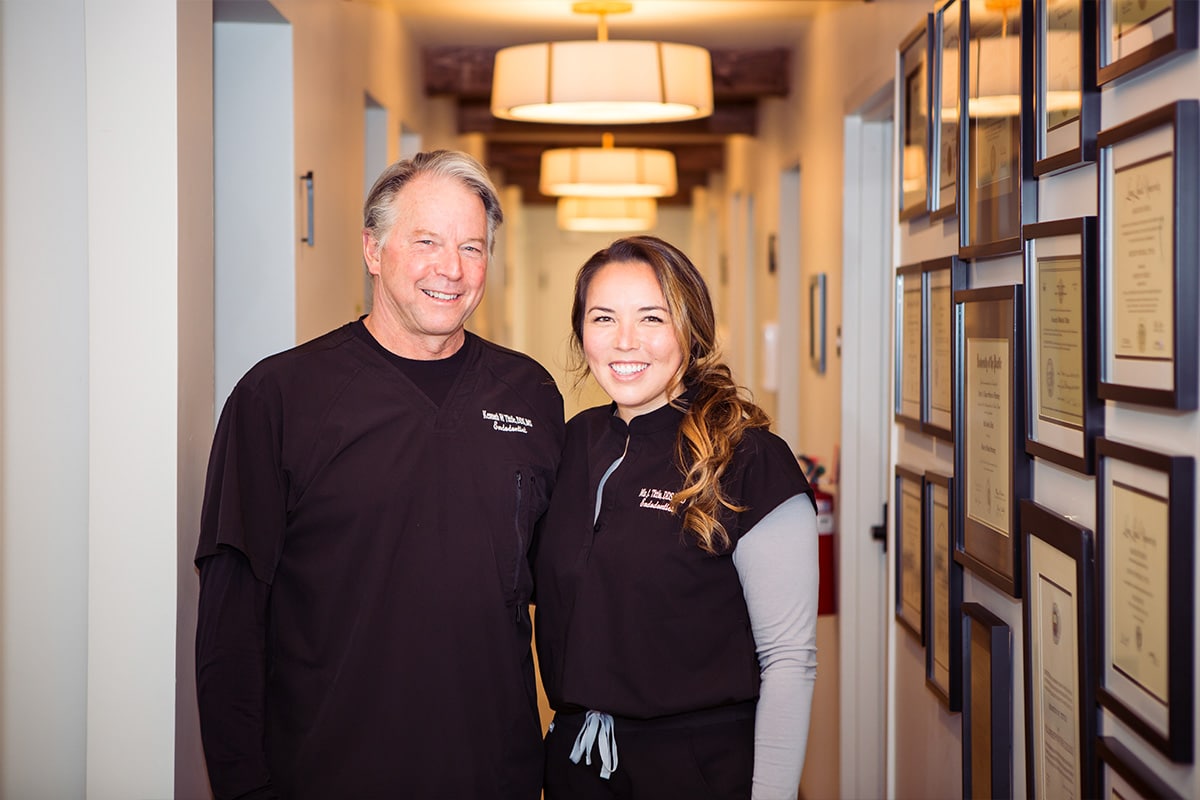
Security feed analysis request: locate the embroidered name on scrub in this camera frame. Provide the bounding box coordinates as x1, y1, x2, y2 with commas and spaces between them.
638, 487, 674, 511
482, 408, 533, 433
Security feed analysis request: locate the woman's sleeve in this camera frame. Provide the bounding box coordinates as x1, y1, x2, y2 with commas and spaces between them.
731, 493, 819, 800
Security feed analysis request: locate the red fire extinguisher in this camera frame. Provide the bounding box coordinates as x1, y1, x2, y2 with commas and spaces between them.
798, 455, 837, 616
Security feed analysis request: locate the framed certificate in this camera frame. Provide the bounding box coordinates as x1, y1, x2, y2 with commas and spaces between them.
1097, 736, 1185, 800
895, 263, 924, 428
895, 465, 926, 641
962, 601, 1013, 799
1020, 500, 1097, 799
1034, 0, 1098, 176
922, 256, 960, 441
930, 0, 962, 222
1023, 218, 1103, 474
1098, 0, 1198, 85
953, 284, 1030, 597
1098, 101, 1199, 410
899, 17, 932, 221
1096, 437, 1195, 762
960, 0, 1034, 258
925, 470, 962, 710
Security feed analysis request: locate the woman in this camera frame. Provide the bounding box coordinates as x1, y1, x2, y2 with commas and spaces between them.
533, 235, 819, 799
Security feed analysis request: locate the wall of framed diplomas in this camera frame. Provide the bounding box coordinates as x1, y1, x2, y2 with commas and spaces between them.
889, 1, 1200, 798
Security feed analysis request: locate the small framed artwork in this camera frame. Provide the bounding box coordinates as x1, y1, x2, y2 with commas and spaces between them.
895, 465, 926, 642
953, 284, 1030, 598
1097, 736, 1185, 800
810, 273, 827, 375
1034, 0, 1098, 176
921, 256, 959, 441
895, 263, 924, 428
959, 0, 1034, 258
1096, 437, 1195, 763
930, 0, 962, 222
1020, 499, 1097, 799
925, 470, 962, 710
1023, 217, 1103, 474
899, 17, 932, 221
1098, 100, 1199, 410
962, 601, 1013, 799
1098, 0, 1198, 86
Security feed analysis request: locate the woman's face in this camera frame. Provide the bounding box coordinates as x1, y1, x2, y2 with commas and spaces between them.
581, 260, 685, 422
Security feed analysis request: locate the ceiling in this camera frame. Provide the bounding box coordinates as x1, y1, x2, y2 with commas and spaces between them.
347, 0, 868, 203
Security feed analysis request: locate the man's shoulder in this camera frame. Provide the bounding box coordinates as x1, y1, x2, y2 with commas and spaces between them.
472, 334, 554, 381
235, 323, 364, 395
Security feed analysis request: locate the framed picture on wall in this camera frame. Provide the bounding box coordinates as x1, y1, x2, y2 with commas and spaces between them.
1023, 217, 1103, 474
953, 283, 1030, 597
1096, 437, 1195, 763
1034, 0, 1099, 175
899, 17, 932, 221
930, 0, 962, 221
925, 470, 962, 710
922, 256, 959, 441
962, 601, 1013, 800
1020, 499, 1097, 799
1098, 736, 1185, 800
1098, 0, 1198, 85
959, 0, 1034, 258
1098, 100, 1199, 410
895, 263, 924, 428
895, 465, 926, 642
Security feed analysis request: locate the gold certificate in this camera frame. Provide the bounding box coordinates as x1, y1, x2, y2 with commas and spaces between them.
902, 280, 923, 409
901, 476, 923, 624
1046, 0, 1082, 130
1111, 482, 1169, 702
1038, 256, 1085, 427
975, 117, 1014, 189
966, 338, 1011, 535
1115, 0, 1172, 30
1034, 568, 1080, 799
932, 487, 951, 685
1113, 154, 1174, 362
930, 284, 953, 416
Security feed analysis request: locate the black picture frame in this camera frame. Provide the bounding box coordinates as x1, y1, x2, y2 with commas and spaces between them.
962, 601, 1013, 799
1097, 100, 1199, 410
930, 0, 962, 222
895, 465, 926, 642
953, 283, 1030, 597
899, 17, 932, 221
925, 470, 962, 710
895, 262, 924, 429
1020, 499, 1097, 799
1034, 0, 1099, 176
1096, 437, 1195, 763
959, 0, 1036, 258
1022, 217, 1103, 474
1098, 0, 1198, 86
1097, 736, 1185, 800
921, 256, 960, 441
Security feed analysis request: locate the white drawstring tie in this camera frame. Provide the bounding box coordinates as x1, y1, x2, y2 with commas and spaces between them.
568, 710, 619, 779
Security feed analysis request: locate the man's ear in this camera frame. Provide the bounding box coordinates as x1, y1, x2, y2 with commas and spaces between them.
362, 229, 381, 276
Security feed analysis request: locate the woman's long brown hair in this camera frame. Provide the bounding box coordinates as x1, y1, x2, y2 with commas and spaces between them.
570, 236, 771, 554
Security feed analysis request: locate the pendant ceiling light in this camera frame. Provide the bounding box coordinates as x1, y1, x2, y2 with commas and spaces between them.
539, 133, 677, 198
557, 196, 658, 232
491, 1, 713, 125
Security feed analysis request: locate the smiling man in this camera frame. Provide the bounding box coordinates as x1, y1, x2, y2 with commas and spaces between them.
194, 151, 565, 799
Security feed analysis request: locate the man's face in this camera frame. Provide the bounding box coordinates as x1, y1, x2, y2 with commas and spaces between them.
364, 173, 489, 357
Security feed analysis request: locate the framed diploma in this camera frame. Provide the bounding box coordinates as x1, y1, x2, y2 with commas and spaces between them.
895, 465, 925, 642
953, 284, 1030, 597
895, 263, 924, 428
959, 0, 1034, 258
1034, 0, 1098, 176
921, 256, 960, 441
899, 17, 931, 221
1098, 101, 1199, 410
1097, 736, 1185, 800
1096, 437, 1195, 762
1020, 500, 1097, 800
930, 0, 962, 222
1098, 0, 1197, 86
1023, 218, 1103, 474
961, 601, 1013, 799
925, 470, 962, 710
